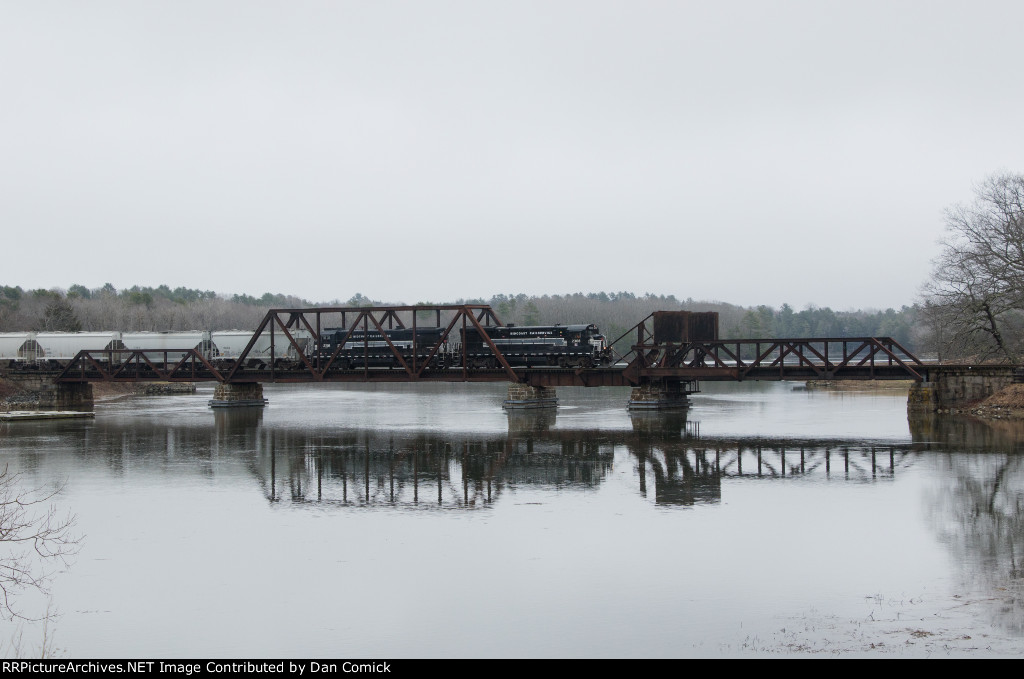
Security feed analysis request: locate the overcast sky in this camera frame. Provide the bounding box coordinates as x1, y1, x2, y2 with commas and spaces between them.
3, 1, 1023, 310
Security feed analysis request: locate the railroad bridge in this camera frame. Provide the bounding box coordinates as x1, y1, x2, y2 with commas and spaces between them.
16, 304, 966, 412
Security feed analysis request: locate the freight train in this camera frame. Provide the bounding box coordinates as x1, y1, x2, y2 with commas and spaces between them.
1, 323, 614, 372
318, 324, 613, 370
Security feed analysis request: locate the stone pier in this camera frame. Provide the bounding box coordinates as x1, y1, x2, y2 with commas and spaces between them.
907, 366, 1016, 413
627, 381, 691, 411
2, 374, 93, 410
39, 382, 94, 410
209, 382, 267, 408
503, 384, 557, 409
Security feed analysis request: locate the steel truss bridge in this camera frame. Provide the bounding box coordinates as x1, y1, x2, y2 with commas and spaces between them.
52, 304, 926, 387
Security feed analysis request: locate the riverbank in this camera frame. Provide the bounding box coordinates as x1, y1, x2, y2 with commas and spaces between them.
964, 383, 1024, 420
0, 377, 195, 410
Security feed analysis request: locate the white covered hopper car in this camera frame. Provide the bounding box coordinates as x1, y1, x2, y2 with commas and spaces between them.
1, 332, 124, 368
0, 330, 311, 370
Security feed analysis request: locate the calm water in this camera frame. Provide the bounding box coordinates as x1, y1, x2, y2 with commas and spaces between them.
1, 381, 1023, 657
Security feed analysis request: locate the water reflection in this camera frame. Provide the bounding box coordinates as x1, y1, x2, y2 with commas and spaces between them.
506, 408, 556, 435
198, 404, 1024, 638
906, 412, 1024, 635
7, 386, 1024, 653
5, 406, 953, 513
199, 408, 921, 510
0, 406, 931, 513
255, 426, 614, 508
910, 412, 1024, 452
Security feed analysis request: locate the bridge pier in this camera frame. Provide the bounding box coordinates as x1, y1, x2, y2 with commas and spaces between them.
40, 382, 93, 410
3, 375, 93, 410
209, 382, 267, 408
906, 382, 939, 413
908, 366, 1017, 413
503, 384, 557, 409
627, 380, 692, 411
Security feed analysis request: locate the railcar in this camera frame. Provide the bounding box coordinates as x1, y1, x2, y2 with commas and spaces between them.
121, 332, 210, 365
210, 330, 311, 369
1, 332, 125, 369
0, 332, 34, 368
460, 324, 611, 368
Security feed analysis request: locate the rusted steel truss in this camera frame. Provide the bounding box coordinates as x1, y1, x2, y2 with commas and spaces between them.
219, 305, 519, 384
56, 349, 224, 382
612, 314, 925, 383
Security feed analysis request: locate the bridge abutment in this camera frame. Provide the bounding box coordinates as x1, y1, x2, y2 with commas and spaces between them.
908, 366, 1016, 413
627, 381, 692, 411
503, 384, 557, 409
209, 382, 267, 408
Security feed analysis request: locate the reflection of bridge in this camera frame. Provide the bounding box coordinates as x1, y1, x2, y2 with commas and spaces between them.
258, 429, 615, 508
223, 410, 923, 509
21, 404, 945, 509
37, 305, 931, 410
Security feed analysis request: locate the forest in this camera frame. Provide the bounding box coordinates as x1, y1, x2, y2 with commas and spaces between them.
0, 283, 923, 356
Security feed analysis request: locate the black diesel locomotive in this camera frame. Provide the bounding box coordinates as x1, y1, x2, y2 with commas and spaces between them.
318, 324, 612, 370
461, 324, 610, 368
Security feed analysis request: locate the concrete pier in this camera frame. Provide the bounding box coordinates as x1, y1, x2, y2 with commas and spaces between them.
627, 381, 691, 411
503, 384, 557, 409
209, 382, 267, 408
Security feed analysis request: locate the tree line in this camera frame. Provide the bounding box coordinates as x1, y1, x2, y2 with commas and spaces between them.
0, 283, 923, 354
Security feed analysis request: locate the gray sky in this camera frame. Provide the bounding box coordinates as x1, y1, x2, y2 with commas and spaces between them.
3, 1, 1022, 310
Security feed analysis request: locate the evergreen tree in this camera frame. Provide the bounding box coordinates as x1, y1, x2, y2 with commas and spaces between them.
39, 298, 82, 332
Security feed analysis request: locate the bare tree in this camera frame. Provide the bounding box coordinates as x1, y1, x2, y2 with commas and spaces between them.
0, 466, 78, 621
923, 172, 1024, 361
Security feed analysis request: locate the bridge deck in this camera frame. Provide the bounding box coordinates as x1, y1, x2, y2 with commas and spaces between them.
44, 355, 926, 386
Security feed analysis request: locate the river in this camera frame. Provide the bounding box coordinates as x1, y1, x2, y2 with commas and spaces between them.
0, 381, 1022, 657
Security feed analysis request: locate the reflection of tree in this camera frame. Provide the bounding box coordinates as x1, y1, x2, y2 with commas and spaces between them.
909, 412, 1024, 451
928, 454, 1024, 634
0, 466, 78, 620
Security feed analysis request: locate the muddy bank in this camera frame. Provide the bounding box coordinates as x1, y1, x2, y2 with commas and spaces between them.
964, 383, 1024, 420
